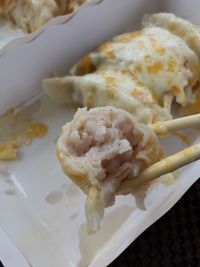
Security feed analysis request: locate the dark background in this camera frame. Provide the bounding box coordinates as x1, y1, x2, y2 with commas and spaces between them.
109, 179, 200, 267
0, 180, 199, 267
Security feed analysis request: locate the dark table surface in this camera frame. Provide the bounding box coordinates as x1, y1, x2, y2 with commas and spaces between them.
109, 179, 200, 267
0, 180, 199, 267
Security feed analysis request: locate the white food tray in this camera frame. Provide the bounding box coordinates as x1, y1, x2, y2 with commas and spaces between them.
0, 0, 200, 266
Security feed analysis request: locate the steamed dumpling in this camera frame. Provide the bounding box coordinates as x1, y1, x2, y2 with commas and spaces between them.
57, 106, 162, 233
43, 13, 200, 116
71, 26, 200, 108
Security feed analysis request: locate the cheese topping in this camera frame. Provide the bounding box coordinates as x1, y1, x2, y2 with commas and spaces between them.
70, 68, 171, 124
44, 13, 200, 122
72, 27, 200, 107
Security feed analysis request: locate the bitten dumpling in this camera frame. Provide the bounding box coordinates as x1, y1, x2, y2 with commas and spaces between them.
57, 106, 162, 233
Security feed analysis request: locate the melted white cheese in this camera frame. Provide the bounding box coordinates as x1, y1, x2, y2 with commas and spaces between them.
88, 27, 200, 105
71, 68, 171, 124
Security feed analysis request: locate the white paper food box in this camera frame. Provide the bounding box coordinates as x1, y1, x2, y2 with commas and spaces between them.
0, 0, 200, 266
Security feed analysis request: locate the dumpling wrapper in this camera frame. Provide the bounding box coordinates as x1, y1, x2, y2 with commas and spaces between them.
43, 67, 171, 124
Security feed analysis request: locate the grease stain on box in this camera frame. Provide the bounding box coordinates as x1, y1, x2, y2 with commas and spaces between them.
61, 182, 68, 189
5, 178, 13, 184
0, 167, 16, 195
70, 212, 79, 221
0, 168, 10, 178
4, 189, 16, 195
45, 190, 64, 205
0, 100, 48, 161
65, 183, 81, 197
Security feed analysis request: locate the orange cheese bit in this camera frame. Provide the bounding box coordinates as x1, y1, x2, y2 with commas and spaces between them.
129, 31, 142, 39
106, 76, 116, 87
0, 142, 18, 161
147, 61, 163, 74
106, 50, 115, 59
118, 31, 142, 42
28, 123, 48, 139
96, 42, 116, 60
0, 122, 48, 161
121, 69, 135, 78
74, 55, 96, 75
155, 47, 166, 56
130, 88, 154, 107
105, 76, 116, 98
171, 85, 182, 94
131, 88, 151, 105
168, 58, 176, 72
152, 92, 162, 106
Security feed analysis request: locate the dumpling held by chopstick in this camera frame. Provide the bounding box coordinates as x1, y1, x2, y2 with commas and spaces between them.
57, 106, 162, 233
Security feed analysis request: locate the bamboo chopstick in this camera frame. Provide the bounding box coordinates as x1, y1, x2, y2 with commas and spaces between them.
118, 143, 200, 194
150, 113, 200, 135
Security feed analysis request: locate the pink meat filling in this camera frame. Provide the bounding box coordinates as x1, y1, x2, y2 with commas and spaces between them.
66, 108, 143, 176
